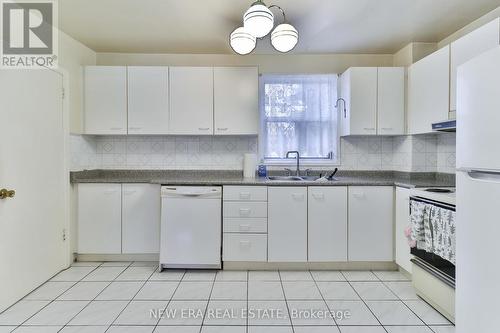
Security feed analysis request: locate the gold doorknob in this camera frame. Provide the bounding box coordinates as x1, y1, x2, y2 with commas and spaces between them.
0, 189, 15, 199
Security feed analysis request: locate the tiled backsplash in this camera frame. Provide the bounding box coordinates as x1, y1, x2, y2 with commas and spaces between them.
70, 135, 258, 171
70, 134, 456, 173
436, 133, 456, 174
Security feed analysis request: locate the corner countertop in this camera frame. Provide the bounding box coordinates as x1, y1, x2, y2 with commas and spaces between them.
70, 170, 455, 189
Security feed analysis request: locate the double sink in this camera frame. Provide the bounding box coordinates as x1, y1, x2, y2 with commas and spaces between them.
265, 151, 337, 182
266, 175, 320, 182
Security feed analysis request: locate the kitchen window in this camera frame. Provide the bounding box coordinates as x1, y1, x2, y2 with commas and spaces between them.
259, 74, 339, 165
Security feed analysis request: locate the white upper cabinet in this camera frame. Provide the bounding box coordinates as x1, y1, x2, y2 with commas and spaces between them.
84, 66, 127, 135
308, 187, 348, 262
348, 186, 394, 261
340, 67, 404, 136
408, 46, 450, 134
127, 66, 169, 135
340, 67, 378, 136
268, 187, 308, 262
214, 67, 258, 135
450, 18, 500, 111
169, 67, 214, 135
377, 67, 405, 135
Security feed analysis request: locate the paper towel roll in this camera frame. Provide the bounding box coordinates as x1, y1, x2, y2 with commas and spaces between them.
243, 153, 257, 178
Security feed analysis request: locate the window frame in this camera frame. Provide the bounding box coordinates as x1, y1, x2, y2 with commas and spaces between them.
258, 73, 341, 167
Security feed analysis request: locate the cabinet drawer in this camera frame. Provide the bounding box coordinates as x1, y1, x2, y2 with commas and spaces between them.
223, 234, 267, 261
223, 186, 267, 201
224, 218, 267, 233
223, 202, 267, 218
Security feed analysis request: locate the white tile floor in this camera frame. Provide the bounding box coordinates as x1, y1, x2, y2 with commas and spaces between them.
0, 262, 455, 333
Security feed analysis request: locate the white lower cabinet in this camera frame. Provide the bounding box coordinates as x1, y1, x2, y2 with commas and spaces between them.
348, 186, 394, 261
224, 218, 267, 233
223, 234, 267, 262
77, 183, 161, 255
308, 187, 348, 262
78, 184, 122, 254
122, 184, 161, 254
395, 187, 412, 272
268, 187, 308, 262
222, 186, 268, 262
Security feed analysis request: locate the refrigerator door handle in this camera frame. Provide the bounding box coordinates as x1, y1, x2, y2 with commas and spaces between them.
467, 170, 500, 183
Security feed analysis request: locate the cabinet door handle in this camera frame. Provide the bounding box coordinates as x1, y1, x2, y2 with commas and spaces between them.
123, 190, 137, 195
352, 192, 366, 199
239, 224, 251, 231
239, 192, 251, 200
239, 240, 251, 248
198, 127, 210, 131
109, 127, 123, 131
217, 127, 228, 131
291, 193, 305, 201
312, 193, 324, 200
104, 189, 118, 194
381, 127, 393, 131
363, 127, 376, 131
128, 127, 142, 130
239, 208, 251, 216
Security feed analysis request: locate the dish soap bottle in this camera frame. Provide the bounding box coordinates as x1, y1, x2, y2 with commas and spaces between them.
257, 160, 267, 178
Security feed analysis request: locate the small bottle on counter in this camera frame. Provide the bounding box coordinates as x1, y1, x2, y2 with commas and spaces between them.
257, 160, 267, 177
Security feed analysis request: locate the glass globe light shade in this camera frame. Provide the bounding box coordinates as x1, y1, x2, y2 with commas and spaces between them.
243, 2, 274, 38
271, 23, 298, 52
230, 27, 256, 55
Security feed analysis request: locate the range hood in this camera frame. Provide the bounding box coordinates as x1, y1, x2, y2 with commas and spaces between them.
432, 119, 456, 132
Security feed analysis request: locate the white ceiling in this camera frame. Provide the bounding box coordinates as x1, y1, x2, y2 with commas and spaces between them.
59, 0, 500, 54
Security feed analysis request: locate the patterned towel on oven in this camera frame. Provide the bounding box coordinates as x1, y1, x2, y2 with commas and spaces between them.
429, 205, 456, 265
410, 200, 456, 265
410, 200, 433, 251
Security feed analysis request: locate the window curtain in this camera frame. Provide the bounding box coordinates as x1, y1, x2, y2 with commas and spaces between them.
260, 74, 338, 161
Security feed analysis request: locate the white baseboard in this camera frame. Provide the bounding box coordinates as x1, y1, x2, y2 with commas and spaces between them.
76, 253, 159, 262
223, 261, 398, 271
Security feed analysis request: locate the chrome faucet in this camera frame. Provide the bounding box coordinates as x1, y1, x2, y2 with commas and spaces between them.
285, 151, 300, 176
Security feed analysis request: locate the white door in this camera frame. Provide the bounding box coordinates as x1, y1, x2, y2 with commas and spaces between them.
169, 67, 214, 135
377, 67, 405, 135
0, 69, 66, 312
408, 46, 450, 134
268, 187, 307, 262
450, 18, 499, 111
214, 67, 258, 135
84, 66, 127, 135
122, 184, 161, 254
456, 171, 500, 333
395, 187, 412, 272
456, 47, 500, 171
348, 186, 394, 261
127, 66, 169, 135
77, 184, 122, 254
308, 187, 347, 262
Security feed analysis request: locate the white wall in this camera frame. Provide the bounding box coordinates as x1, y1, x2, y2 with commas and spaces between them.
96, 53, 393, 74
59, 31, 97, 134
438, 6, 500, 47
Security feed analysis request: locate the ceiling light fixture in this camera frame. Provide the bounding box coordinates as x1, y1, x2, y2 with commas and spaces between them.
230, 27, 256, 55
230, 0, 298, 55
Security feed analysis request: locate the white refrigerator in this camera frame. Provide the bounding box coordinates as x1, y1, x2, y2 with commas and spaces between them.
456, 46, 500, 333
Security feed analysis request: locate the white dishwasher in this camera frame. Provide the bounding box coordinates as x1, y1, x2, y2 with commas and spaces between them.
160, 186, 222, 270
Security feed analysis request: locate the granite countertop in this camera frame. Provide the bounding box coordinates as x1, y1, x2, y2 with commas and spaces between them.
70, 169, 455, 189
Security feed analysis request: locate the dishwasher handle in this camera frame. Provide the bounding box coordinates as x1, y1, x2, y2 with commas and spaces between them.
161, 186, 222, 199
